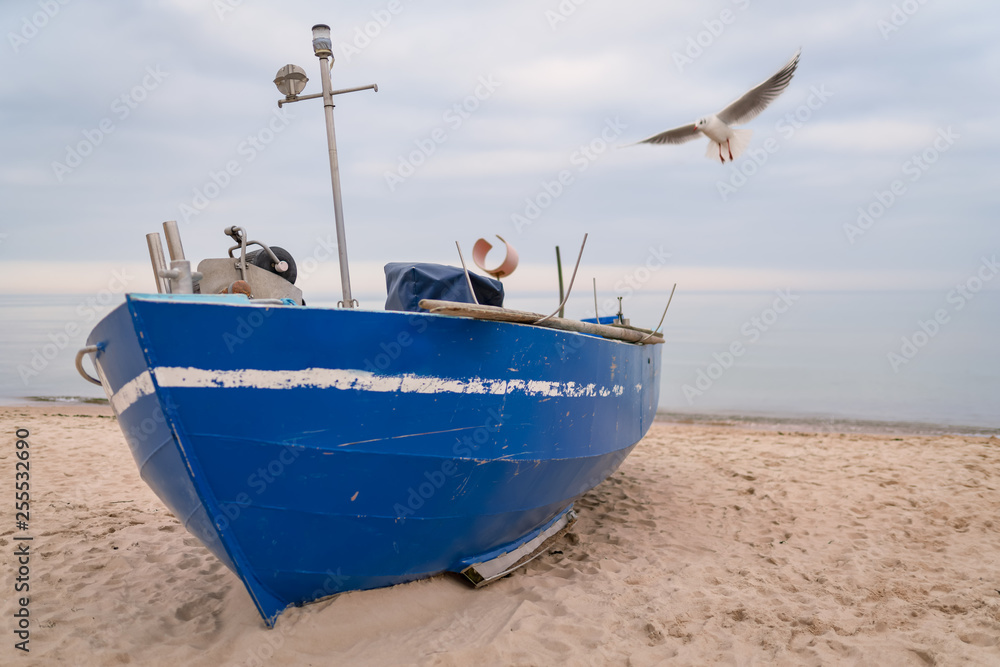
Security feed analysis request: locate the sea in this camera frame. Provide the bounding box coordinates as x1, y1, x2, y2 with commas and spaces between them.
2, 289, 997, 436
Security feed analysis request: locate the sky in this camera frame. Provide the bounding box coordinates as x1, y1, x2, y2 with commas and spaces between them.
0, 0, 996, 300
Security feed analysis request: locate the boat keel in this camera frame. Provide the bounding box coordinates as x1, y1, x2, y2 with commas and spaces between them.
456, 507, 577, 587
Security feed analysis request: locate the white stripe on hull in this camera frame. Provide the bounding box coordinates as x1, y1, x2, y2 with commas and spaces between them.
108, 366, 628, 415
113, 370, 156, 414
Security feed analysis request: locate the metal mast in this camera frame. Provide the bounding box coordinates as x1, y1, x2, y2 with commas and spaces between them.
273, 24, 377, 308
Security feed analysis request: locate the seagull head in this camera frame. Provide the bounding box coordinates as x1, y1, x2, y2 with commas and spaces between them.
695, 117, 709, 130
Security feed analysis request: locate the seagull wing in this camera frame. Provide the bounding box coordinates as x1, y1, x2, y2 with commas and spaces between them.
716, 49, 800, 126
631, 123, 702, 146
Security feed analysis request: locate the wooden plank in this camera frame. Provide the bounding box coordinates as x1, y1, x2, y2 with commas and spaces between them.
418, 299, 664, 345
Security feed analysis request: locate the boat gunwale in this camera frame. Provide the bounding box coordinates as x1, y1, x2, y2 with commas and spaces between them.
418, 299, 665, 345
122, 292, 665, 345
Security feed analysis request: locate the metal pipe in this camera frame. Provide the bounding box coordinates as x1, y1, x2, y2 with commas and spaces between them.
224, 226, 249, 280
279, 87, 377, 108
278, 91, 323, 107
162, 220, 185, 261
455, 241, 480, 305
555, 246, 565, 318
329, 83, 378, 96
75, 345, 103, 386
318, 54, 355, 308
160, 259, 196, 294
146, 233, 170, 294
246, 240, 289, 274
535, 233, 588, 325
592, 278, 599, 322
636, 283, 677, 344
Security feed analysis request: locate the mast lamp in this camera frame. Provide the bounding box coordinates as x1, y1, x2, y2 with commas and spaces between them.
311, 24, 333, 57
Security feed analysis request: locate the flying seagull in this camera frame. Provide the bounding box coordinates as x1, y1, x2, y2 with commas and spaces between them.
633, 49, 801, 163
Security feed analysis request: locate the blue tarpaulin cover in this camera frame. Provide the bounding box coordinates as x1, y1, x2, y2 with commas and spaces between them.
384, 263, 504, 312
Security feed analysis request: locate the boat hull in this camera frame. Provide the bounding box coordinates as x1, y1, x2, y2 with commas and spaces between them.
87, 294, 661, 625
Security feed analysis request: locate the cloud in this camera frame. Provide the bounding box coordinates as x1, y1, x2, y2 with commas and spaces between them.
0, 0, 997, 293
794, 119, 941, 153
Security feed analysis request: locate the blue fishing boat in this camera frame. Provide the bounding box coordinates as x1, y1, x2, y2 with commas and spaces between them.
80, 283, 662, 625
75, 24, 667, 626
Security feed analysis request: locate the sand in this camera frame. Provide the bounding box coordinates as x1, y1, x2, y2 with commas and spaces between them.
1, 404, 999, 666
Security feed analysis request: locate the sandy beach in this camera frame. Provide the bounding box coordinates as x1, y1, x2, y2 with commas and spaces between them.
2, 404, 999, 666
